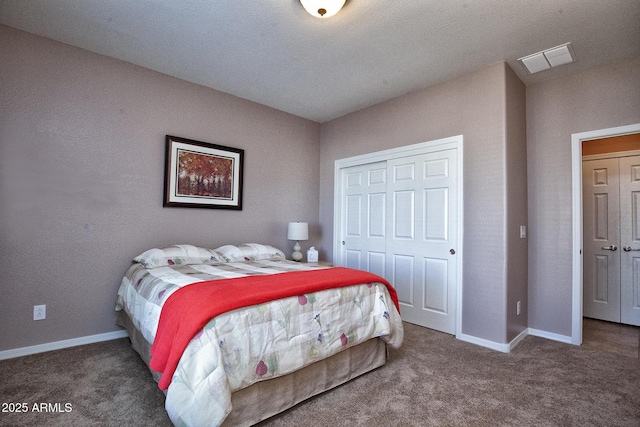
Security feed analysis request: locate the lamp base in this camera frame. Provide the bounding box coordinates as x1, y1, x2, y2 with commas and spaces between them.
291, 241, 303, 262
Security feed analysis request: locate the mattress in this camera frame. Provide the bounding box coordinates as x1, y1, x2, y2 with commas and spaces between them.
115, 244, 403, 426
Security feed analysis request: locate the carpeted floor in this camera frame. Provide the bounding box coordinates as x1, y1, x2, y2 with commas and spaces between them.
1, 322, 638, 426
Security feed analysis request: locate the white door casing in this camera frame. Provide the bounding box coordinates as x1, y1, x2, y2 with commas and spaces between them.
334, 136, 463, 336
572, 123, 640, 347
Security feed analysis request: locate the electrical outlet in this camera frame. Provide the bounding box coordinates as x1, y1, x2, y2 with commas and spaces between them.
516, 301, 521, 316
520, 225, 527, 239
33, 305, 46, 321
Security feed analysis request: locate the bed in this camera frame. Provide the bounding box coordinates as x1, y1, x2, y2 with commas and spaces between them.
115, 243, 403, 426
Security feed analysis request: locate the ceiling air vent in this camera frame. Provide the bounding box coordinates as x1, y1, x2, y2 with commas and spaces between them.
518, 43, 576, 74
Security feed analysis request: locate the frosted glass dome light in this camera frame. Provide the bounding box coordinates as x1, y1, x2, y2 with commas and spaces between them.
299, 0, 346, 18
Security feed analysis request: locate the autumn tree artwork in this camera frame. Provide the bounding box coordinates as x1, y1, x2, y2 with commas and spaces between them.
164, 135, 243, 209
176, 149, 234, 200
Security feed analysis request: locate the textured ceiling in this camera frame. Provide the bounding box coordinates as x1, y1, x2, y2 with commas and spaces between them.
1, 0, 639, 122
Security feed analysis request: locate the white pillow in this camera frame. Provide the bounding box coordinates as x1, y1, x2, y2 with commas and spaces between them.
214, 243, 286, 262
133, 245, 225, 268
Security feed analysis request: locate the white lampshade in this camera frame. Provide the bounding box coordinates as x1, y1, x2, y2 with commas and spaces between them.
299, 0, 346, 18
287, 222, 309, 241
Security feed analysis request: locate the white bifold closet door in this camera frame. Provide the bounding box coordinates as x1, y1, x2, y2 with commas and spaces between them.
340, 148, 458, 334
583, 155, 640, 326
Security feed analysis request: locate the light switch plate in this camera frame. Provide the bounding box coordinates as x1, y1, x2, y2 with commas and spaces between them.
520, 225, 527, 239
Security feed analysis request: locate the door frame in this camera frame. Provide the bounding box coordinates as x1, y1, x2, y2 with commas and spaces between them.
333, 135, 464, 338
571, 123, 640, 345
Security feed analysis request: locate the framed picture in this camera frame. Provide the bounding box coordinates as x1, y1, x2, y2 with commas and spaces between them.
164, 135, 244, 209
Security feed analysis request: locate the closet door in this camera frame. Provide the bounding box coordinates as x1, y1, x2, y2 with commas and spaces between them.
619, 155, 640, 326
340, 161, 388, 278
335, 137, 462, 335
583, 158, 621, 322
583, 155, 640, 326
388, 150, 458, 334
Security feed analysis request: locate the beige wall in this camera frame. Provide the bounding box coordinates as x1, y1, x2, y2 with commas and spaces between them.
527, 57, 640, 336
0, 25, 321, 351
319, 62, 528, 345
4, 20, 635, 354
505, 65, 529, 341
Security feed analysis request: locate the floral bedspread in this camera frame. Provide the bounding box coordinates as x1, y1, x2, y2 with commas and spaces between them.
116, 258, 403, 427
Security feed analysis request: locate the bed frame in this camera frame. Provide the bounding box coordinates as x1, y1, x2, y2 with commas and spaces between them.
116, 311, 387, 425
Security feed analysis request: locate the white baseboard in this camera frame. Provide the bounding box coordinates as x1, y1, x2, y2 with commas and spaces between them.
457, 333, 511, 353
508, 328, 529, 351
0, 330, 129, 361
457, 326, 559, 353
0, 327, 574, 361
528, 328, 574, 345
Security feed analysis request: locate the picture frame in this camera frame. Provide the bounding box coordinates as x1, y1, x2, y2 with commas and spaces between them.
164, 135, 244, 210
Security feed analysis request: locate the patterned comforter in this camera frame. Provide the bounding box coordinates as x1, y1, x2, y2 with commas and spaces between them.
116, 247, 403, 427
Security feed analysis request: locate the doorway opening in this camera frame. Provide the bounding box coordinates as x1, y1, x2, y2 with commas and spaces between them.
582, 136, 640, 325
571, 123, 640, 345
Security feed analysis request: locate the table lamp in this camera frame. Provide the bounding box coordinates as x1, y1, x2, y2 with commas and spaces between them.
287, 222, 308, 261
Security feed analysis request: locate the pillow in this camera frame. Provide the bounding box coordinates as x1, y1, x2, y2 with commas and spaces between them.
133, 245, 225, 268
214, 243, 286, 262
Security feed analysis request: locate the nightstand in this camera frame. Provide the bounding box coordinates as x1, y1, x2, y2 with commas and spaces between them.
304, 261, 333, 267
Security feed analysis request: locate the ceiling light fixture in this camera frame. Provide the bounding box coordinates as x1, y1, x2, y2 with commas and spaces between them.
299, 0, 346, 18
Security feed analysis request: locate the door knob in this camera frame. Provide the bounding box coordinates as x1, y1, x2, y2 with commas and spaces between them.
450, 249, 455, 255
601, 245, 617, 251
623, 246, 640, 252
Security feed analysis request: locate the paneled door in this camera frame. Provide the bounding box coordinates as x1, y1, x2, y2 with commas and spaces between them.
583, 158, 621, 322
341, 161, 388, 278
619, 156, 640, 326
387, 150, 458, 334
583, 155, 640, 326
337, 145, 459, 334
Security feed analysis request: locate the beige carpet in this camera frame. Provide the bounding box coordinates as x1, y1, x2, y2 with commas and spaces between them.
1, 323, 638, 426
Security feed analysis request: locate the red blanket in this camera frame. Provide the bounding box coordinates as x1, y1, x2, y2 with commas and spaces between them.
149, 267, 399, 390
